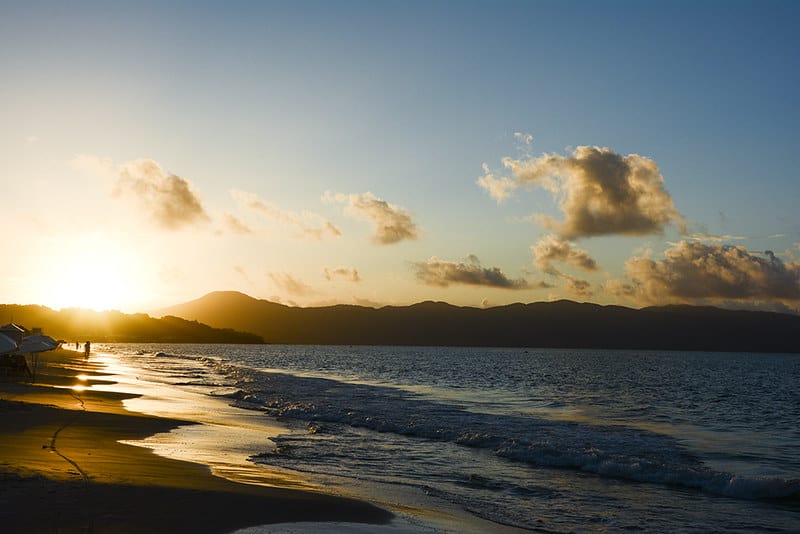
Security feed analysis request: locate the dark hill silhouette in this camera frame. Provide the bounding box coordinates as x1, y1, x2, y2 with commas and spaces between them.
156, 291, 800, 353
0, 304, 263, 343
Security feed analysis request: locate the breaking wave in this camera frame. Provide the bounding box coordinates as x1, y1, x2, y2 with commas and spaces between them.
219, 365, 799, 501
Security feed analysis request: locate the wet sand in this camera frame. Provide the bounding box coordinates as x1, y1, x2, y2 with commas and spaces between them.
0, 348, 392, 533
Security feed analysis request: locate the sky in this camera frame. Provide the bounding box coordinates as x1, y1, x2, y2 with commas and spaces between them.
1, 0, 799, 313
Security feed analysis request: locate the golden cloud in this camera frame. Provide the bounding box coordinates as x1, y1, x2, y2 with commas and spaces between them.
323, 267, 361, 282
115, 159, 210, 230
608, 241, 800, 305
414, 255, 532, 289
269, 272, 316, 296
232, 190, 340, 240
223, 213, 253, 235
480, 146, 685, 239
324, 191, 418, 245
531, 234, 599, 274
561, 273, 594, 298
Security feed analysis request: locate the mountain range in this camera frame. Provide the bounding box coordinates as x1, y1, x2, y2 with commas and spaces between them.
157, 291, 800, 353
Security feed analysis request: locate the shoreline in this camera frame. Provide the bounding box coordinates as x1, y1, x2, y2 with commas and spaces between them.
0, 348, 393, 532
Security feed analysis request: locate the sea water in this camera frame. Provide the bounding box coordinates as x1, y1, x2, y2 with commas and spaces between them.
95, 344, 800, 532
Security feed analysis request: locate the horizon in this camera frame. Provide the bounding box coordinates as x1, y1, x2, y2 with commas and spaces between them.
2, 1, 799, 314
5, 288, 798, 318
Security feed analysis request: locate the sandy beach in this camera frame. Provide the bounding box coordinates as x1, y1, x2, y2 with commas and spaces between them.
0, 348, 392, 533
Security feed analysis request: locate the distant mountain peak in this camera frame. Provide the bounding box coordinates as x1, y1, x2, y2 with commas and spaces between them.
202, 290, 260, 301
152, 290, 800, 352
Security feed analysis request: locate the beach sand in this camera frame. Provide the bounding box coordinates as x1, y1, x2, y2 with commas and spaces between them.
0, 348, 392, 533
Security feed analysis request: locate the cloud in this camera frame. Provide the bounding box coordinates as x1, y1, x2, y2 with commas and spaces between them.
608, 241, 800, 305
527, 234, 596, 297
413, 255, 532, 289
233, 265, 254, 286
323, 267, 361, 282
476, 163, 519, 204
479, 146, 685, 238
324, 191, 418, 245
233, 189, 340, 240
269, 272, 316, 296
560, 274, 594, 298
514, 132, 534, 145
531, 234, 599, 274
686, 232, 747, 243
114, 159, 210, 230
223, 213, 253, 235
71, 155, 210, 230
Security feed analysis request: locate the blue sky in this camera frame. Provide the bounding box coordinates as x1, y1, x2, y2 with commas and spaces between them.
2, 1, 798, 312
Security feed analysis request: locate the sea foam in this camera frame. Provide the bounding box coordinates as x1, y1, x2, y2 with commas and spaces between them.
220, 365, 800, 501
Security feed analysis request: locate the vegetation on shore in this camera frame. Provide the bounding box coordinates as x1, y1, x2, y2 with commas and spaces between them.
0, 304, 263, 344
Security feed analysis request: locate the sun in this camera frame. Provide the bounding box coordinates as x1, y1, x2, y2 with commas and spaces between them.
46, 263, 135, 311
34, 239, 142, 312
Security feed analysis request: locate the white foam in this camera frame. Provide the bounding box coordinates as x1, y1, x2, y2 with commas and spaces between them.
234, 520, 430, 534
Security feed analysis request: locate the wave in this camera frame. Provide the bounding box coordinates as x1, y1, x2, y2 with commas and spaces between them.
216, 364, 799, 502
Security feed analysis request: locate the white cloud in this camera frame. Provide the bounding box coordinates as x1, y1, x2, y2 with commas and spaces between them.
514, 132, 534, 145
324, 191, 418, 245
476, 163, 518, 204
480, 146, 685, 238
232, 189, 340, 240
686, 232, 747, 243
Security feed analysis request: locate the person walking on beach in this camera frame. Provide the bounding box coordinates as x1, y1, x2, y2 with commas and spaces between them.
84, 340, 91, 358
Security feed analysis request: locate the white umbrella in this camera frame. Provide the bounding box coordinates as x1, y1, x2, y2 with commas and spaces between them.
17, 334, 58, 354
0, 333, 17, 355
17, 334, 58, 381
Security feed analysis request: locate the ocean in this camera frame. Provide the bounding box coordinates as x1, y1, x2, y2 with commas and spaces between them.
94, 344, 800, 532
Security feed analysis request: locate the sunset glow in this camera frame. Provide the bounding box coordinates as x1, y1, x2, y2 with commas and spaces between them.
29, 238, 143, 311
40, 263, 133, 312
1, 2, 797, 313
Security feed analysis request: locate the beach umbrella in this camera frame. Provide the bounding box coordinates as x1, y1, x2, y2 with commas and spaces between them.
0, 333, 17, 355
17, 335, 58, 381
17, 334, 58, 354
0, 323, 25, 344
